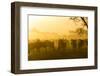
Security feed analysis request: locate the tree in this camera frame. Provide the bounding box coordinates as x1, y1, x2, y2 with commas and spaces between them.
69, 17, 88, 38
75, 28, 87, 36
70, 17, 88, 29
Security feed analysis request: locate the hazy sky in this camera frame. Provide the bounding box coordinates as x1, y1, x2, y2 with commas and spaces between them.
29, 15, 84, 35
28, 15, 87, 40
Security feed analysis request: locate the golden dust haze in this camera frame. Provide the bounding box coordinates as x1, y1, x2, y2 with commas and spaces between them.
29, 15, 87, 41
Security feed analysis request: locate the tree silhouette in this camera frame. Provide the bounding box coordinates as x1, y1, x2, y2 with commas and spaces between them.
69, 17, 88, 37
70, 17, 88, 29
76, 28, 87, 36
80, 17, 88, 28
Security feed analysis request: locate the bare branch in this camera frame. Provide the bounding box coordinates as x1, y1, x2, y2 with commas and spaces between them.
80, 17, 88, 28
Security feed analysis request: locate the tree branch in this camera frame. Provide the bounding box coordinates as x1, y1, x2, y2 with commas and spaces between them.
80, 17, 88, 28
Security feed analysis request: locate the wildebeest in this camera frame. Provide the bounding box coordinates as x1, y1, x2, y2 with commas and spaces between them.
28, 40, 54, 52
58, 39, 66, 50
71, 40, 77, 48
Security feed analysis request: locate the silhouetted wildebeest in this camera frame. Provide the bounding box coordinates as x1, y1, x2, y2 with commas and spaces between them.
58, 39, 66, 50
28, 39, 88, 55
29, 40, 54, 52
71, 40, 77, 48
28, 39, 88, 60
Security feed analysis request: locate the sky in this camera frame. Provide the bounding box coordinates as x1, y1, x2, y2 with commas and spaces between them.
28, 15, 87, 40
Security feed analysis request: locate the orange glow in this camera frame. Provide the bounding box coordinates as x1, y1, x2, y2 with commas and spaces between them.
29, 15, 87, 41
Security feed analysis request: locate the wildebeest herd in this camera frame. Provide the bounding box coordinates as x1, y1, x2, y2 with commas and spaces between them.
28, 39, 88, 60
